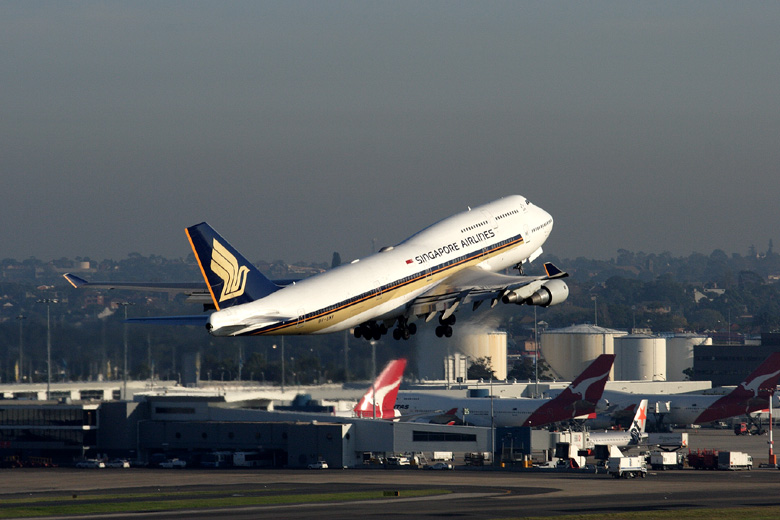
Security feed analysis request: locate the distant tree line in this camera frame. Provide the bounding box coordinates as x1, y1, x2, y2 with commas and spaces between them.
1, 244, 779, 385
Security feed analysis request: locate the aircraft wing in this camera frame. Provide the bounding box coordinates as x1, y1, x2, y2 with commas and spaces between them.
64, 273, 214, 304
408, 262, 568, 318
63, 273, 300, 306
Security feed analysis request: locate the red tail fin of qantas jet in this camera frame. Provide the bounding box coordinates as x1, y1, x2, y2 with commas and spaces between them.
695, 352, 780, 424
522, 354, 615, 427
354, 359, 407, 419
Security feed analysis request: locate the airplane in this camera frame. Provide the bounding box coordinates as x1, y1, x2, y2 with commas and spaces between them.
394, 354, 615, 428
601, 352, 780, 428
586, 399, 648, 449
65, 195, 569, 341
353, 358, 407, 419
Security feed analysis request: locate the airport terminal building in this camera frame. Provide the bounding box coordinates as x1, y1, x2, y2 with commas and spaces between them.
0, 392, 492, 468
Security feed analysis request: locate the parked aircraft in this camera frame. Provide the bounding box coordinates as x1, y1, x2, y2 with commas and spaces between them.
586, 399, 648, 449
353, 358, 407, 419
65, 195, 568, 341
394, 354, 615, 428
602, 352, 780, 428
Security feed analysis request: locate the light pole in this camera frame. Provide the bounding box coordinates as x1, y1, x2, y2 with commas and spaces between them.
117, 302, 134, 400
16, 314, 26, 383
36, 299, 58, 400
274, 338, 286, 392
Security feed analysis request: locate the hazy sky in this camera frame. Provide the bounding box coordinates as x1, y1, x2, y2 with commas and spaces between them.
3, 2, 779, 266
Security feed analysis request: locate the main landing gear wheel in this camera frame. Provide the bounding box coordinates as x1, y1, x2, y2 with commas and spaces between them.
392, 319, 417, 341
435, 313, 455, 338
354, 321, 386, 341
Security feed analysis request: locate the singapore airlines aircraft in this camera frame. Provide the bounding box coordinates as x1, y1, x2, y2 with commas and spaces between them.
65, 195, 568, 341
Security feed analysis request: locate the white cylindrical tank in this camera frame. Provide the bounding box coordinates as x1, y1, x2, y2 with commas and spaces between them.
666, 333, 711, 381
417, 330, 507, 381
614, 334, 667, 381
540, 324, 627, 381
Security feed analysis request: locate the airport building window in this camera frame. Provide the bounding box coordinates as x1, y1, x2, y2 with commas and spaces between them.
154, 407, 196, 414
412, 431, 477, 442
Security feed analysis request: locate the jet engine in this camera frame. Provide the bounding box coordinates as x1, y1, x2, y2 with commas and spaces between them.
503, 279, 569, 307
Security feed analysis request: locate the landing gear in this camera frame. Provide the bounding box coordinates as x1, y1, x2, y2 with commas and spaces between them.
435, 314, 455, 338
392, 317, 417, 341
353, 321, 386, 341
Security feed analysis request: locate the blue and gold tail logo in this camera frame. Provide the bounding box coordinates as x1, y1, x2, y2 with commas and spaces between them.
211, 238, 250, 302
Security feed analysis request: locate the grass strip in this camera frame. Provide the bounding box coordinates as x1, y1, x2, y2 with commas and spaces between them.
0, 487, 282, 506
0, 489, 449, 518
500, 506, 780, 520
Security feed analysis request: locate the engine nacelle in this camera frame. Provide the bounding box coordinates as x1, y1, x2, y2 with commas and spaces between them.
523, 279, 569, 307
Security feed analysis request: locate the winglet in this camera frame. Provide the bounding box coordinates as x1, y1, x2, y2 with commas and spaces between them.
63, 273, 89, 288
543, 262, 568, 279
354, 359, 407, 419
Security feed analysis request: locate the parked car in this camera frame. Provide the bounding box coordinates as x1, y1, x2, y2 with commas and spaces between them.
76, 459, 105, 469
159, 458, 187, 469
106, 459, 130, 468
426, 462, 453, 470
307, 461, 328, 469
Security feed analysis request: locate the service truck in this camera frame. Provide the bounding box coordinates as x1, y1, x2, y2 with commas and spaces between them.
649, 451, 684, 470
717, 451, 753, 471
607, 456, 647, 479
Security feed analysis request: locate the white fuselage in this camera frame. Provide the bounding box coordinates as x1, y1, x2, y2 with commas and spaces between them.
207, 195, 553, 336
395, 392, 543, 428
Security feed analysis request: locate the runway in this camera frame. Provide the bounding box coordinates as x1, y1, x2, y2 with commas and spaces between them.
2, 429, 779, 519
2, 465, 780, 519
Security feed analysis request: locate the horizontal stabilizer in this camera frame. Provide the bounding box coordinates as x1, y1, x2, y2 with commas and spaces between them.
125, 315, 211, 327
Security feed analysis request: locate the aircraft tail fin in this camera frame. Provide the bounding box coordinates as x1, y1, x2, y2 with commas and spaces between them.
730, 352, 780, 399
522, 354, 615, 427
628, 399, 649, 439
563, 354, 615, 406
186, 222, 281, 310
354, 358, 407, 419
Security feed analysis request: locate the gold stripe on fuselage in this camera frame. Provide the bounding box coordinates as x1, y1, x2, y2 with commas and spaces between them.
250, 236, 524, 336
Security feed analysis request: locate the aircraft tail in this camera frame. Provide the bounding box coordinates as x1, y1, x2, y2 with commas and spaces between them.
522, 354, 615, 427
354, 359, 407, 419
628, 399, 649, 441
186, 222, 281, 310
728, 352, 780, 400
563, 354, 616, 406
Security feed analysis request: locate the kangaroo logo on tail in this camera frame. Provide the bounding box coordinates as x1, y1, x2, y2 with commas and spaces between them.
355, 359, 407, 419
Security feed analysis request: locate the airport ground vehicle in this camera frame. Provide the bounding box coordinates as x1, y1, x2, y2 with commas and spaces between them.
200, 451, 232, 468
687, 449, 718, 470
426, 462, 454, 470
648, 451, 685, 470
75, 459, 105, 468
105, 459, 130, 468
159, 458, 187, 468
607, 456, 647, 478
464, 452, 492, 466
307, 461, 328, 469
387, 456, 411, 466
717, 451, 752, 470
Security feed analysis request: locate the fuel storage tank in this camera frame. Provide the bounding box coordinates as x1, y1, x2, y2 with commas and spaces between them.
666, 333, 711, 381
417, 330, 508, 381
613, 333, 667, 381
540, 324, 627, 381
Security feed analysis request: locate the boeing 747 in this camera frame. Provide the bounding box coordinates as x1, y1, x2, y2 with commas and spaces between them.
66, 195, 568, 341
